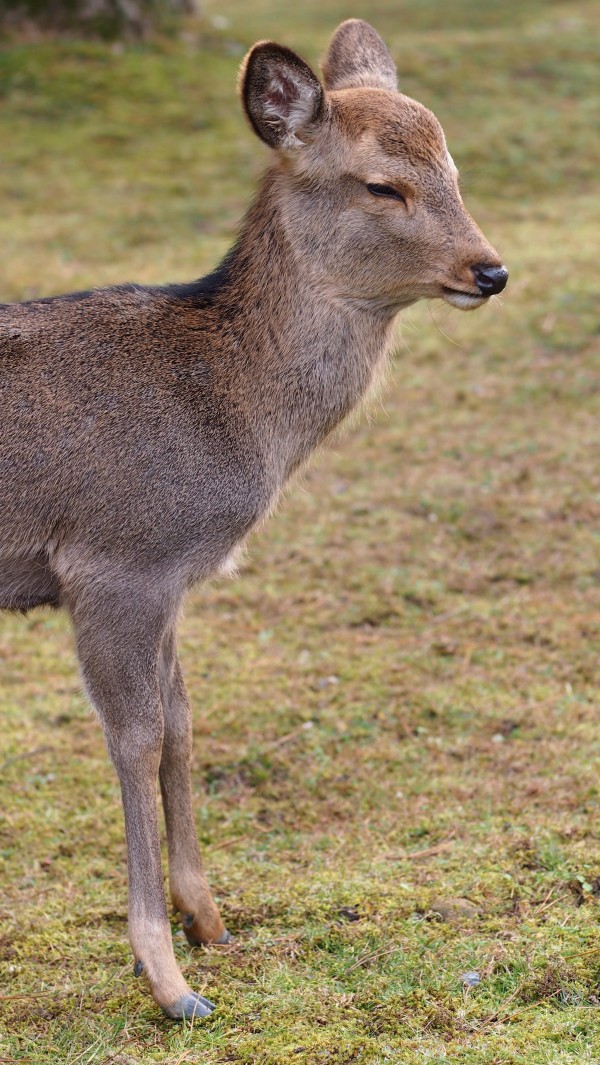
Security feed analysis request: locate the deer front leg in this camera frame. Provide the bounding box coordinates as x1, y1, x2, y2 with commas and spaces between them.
159, 626, 230, 947
71, 594, 216, 1020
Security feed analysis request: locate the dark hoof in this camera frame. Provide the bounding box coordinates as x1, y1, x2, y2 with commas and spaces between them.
163, 991, 216, 1021
182, 915, 233, 948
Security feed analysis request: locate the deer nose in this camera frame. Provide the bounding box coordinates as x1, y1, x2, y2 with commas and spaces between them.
472, 264, 508, 296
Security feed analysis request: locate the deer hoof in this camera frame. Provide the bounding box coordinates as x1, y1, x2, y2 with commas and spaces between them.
182, 914, 232, 947
163, 991, 216, 1021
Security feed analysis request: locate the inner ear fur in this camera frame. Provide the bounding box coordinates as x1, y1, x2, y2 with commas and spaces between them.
240, 42, 325, 150
322, 19, 398, 93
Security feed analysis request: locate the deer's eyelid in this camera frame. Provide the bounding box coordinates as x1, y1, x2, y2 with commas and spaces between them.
365, 182, 406, 203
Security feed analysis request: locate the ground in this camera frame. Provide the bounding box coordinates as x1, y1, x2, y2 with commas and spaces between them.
1, 1, 599, 1062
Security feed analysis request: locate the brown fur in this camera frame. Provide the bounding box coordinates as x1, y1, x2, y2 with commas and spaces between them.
0, 20, 507, 1019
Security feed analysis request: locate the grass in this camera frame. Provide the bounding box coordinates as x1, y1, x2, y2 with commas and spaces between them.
1, 0, 600, 1061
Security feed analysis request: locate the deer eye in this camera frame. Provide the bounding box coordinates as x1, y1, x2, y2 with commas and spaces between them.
366, 182, 405, 203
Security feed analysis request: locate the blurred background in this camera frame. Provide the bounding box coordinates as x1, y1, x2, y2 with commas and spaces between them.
1, 3, 599, 1063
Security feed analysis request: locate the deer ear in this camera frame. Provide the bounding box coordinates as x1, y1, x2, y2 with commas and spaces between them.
322, 19, 398, 92
240, 42, 325, 150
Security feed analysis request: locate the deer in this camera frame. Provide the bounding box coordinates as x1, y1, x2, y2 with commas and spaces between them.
0, 20, 508, 1019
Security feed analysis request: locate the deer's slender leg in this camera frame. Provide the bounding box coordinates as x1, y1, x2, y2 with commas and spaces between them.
158, 625, 230, 946
70, 589, 215, 1020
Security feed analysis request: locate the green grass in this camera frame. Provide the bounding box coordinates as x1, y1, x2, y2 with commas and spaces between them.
1, 1, 600, 1061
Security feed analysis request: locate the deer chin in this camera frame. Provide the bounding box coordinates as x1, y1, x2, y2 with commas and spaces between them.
441, 287, 489, 311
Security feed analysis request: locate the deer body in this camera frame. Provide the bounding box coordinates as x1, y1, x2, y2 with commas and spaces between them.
1, 174, 395, 606
0, 21, 507, 1019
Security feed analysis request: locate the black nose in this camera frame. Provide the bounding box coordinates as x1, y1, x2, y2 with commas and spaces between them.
472, 264, 509, 296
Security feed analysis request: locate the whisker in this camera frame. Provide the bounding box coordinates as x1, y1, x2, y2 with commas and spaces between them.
426, 301, 464, 349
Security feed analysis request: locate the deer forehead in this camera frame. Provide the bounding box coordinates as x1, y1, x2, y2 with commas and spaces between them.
328, 89, 452, 175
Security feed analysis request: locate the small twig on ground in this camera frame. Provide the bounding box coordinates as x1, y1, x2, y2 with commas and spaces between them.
346, 946, 398, 974
262, 720, 314, 752
565, 945, 600, 960
478, 989, 562, 1031
0, 745, 54, 772
477, 984, 525, 1029
535, 891, 571, 916
383, 833, 456, 862
208, 822, 272, 851
209, 834, 248, 851
419, 605, 471, 634
535, 885, 555, 910
101, 1045, 137, 1065
172, 1052, 196, 1065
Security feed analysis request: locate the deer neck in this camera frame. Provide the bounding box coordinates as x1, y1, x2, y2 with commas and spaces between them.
211, 172, 397, 477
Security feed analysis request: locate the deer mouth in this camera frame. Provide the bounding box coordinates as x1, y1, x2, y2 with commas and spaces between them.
441, 287, 488, 311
